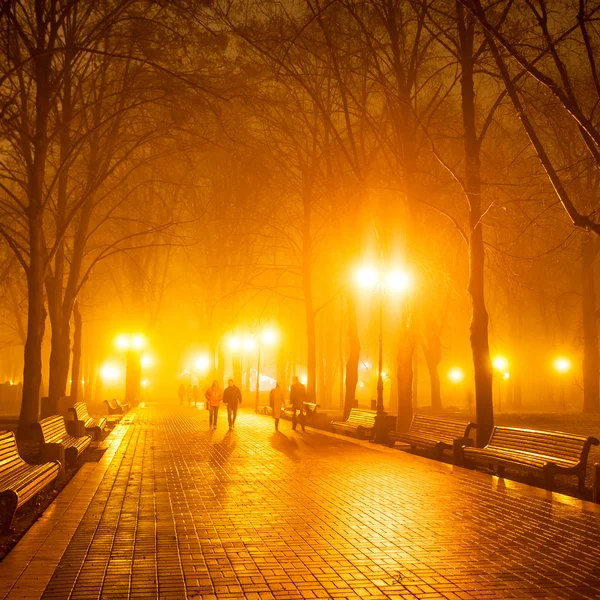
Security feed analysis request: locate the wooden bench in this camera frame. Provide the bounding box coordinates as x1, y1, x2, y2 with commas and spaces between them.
463, 426, 599, 492
104, 399, 130, 415
332, 408, 376, 439
69, 402, 107, 440
0, 431, 60, 533
388, 414, 475, 461
32, 416, 92, 467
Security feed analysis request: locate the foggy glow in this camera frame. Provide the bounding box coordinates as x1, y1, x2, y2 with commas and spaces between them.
300, 376, 307, 385
260, 328, 278, 345
195, 354, 210, 372
448, 367, 464, 383
355, 266, 379, 290
243, 336, 257, 352
131, 334, 146, 350
385, 270, 412, 293
492, 355, 509, 371
503, 372, 510, 380
553, 357, 572, 374
100, 363, 121, 382
141, 379, 149, 388
115, 334, 130, 350
141, 354, 154, 368
228, 336, 242, 352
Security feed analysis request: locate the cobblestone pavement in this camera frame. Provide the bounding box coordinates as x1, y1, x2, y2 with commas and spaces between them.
7, 405, 600, 599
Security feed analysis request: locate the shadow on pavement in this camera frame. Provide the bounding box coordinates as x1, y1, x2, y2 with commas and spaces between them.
269, 432, 299, 461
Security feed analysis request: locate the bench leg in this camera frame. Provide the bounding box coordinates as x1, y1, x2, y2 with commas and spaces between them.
0, 491, 18, 534
497, 465, 505, 478
543, 467, 555, 491
578, 472, 586, 495
434, 444, 443, 461
410, 444, 416, 453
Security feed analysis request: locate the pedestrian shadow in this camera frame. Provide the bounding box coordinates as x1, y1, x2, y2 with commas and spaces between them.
270, 432, 299, 461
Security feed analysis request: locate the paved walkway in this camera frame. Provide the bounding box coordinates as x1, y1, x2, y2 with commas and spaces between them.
1, 405, 600, 599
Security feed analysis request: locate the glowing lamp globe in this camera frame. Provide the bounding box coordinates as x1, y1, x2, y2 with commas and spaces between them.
492, 355, 509, 372
553, 357, 572, 374
385, 270, 412, 293
355, 266, 379, 290
448, 367, 464, 384
195, 355, 210, 372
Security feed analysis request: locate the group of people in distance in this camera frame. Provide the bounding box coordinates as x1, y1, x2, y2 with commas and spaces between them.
178, 376, 308, 432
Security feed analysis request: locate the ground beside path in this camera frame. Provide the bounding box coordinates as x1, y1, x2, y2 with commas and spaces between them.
2, 405, 600, 600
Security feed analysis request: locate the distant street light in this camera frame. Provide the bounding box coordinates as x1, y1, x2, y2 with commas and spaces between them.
114, 333, 147, 405
255, 328, 279, 410
553, 356, 572, 411
354, 263, 413, 438
492, 355, 509, 372
448, 367, 464, 384
492, 355, 510, 412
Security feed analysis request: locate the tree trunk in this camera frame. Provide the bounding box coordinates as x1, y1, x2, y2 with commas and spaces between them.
233, 355, 242, 387
422, 330, 442, 409
344, 293, 360, 419
458, 1, 494, 446
71, 301, 82, 403
18, 253, 46, 438
582, 234, 600, 413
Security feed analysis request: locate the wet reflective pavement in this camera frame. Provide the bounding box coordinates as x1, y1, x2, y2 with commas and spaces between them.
2, 405, 600, 599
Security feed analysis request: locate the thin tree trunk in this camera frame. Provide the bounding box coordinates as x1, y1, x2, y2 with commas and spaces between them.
71, 301, 82, 403
582, 234, 599, 413
458, 1, 494, 446
303, 193, 317, 402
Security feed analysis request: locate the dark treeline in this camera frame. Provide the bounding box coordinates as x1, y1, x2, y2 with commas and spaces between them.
0, 0, 599, 445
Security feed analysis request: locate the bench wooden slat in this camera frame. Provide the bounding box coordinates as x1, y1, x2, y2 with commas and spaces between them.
32, 416, 92, 467
463, 426, 599, 492
69, 402, 107, 439
389, 414, 474, 460
332, 409, 376, 439
0, 431, 60, 533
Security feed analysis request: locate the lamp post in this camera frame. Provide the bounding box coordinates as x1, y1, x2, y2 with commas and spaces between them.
553, 356, 572, 411
255, 329, 278, 411
492, 355, 509, 413
115, 333, 146, 406
354, 266, 412, 441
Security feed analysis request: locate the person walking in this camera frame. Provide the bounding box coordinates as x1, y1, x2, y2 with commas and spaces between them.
290, 376, 306, 432
178, 383, 185, 406
223, 378, 242, 429
270, 381, 284, 432
192, 385, 199, 407
205, 381, 222, 429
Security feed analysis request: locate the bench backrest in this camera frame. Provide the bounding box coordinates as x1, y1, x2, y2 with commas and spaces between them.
347, 408, 377, 427
0, 431, 23, 473
71, 402, 90, 422
409, 414, 473, 441
34, 415, 69, 444
104, 399, 119, 409
488, 426, 597, 464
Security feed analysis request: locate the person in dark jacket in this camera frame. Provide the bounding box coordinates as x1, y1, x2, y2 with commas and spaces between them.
289, 376, 306, 432
223, 378, 242, 429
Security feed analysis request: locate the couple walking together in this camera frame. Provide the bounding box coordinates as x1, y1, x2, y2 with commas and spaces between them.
270, 376, 306, 432
205, 379, 241, 429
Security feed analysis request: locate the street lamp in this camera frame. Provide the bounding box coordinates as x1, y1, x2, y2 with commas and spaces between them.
114, 333, 146, 406
354, 264, 413, 419
492, 355, 510, 412
255, 328, 279, 411
553, 356, 572, 411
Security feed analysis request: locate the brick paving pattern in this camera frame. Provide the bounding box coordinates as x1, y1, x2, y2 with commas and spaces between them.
14, 405, 600, 599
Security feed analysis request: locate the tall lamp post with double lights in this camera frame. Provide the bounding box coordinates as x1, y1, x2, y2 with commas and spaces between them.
354, 265, 412, 442
115, 333, 146, 406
